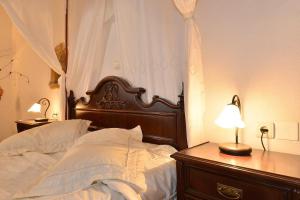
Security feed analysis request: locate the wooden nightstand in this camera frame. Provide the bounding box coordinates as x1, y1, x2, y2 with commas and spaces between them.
15, 119, 56, 133
171, 142, 300, 200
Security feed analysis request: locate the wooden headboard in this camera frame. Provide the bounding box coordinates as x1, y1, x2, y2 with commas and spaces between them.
67, 76, 187, 150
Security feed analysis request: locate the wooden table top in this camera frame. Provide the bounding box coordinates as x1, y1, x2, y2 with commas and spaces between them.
172, 142, 300, 182
15, 119, 56, 125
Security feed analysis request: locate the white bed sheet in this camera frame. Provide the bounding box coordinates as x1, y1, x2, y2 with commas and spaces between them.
27, 157, 177, 200
0, 151, 128, 200
0, 146, 177, 200
0, 152, 58, 200
142, 159, 176, 200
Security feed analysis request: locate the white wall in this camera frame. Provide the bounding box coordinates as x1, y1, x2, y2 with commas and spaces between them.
195, 0, 300, 154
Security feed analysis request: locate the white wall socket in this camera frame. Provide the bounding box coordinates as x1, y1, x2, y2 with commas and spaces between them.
256, 122, 275, 139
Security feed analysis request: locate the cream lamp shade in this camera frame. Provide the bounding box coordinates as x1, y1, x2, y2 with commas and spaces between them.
215, 95, 251, 156
215, 104, 245, 129
27, 103, 42, 113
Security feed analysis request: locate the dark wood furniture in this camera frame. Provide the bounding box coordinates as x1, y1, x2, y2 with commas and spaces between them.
15, 119, 55, 133
67, 76, 188, 150
171, 142, 300, 200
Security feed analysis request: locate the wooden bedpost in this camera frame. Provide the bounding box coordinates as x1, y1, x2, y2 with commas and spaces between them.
67, 90, 75, 119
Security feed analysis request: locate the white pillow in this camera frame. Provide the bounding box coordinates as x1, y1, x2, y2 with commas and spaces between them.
131, 125, 143, 141
14, 127, 145, 198
74, 126, 143, 147
0, 119, 91, 155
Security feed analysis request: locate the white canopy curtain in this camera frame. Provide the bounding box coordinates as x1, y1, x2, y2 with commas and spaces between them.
173, 0, 206, 147
66, 0, 114, 98
67, 0, 185, 104
113, 0, 186, 103
0, 0, 66, 120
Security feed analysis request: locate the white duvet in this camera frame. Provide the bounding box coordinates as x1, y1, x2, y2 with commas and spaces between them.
0, 152, 58, 200
0, 128, 177, 200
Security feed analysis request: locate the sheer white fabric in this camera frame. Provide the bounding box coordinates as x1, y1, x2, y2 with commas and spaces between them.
66, 0, 114, 98
113, 0, 185, 103
173, 0, 206, 147
67, 0, 185, 103
0, 0, 63, 74
0, 0, 66, 119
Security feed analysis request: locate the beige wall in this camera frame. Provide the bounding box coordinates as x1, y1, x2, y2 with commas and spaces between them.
0, 6, 15, 140
195, 0, 300, 154
0, 4, 62, 141
11, 28, 61, 124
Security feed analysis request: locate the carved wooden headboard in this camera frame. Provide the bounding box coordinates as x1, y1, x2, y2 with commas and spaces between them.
68, 76, 187, 150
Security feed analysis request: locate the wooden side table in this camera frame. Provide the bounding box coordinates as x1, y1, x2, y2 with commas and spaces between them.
171, 142, 300, 200
15, 119, 56, 133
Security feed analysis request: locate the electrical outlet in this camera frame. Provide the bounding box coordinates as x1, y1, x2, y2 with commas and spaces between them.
256, 122, 275, 139
52, 113, 59, 120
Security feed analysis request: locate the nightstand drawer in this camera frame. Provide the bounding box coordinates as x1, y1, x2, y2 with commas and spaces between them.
185, 166, 289, 200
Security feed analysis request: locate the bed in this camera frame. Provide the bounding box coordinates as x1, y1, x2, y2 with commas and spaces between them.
0, 76, 188, 200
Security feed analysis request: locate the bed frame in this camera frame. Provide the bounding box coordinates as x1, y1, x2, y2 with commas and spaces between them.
67, 76, 188, 150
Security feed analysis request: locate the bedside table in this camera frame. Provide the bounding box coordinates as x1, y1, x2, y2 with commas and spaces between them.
15, 119, 56, 133
171, 142, 300, 200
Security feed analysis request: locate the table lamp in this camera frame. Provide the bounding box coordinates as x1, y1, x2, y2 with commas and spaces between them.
215, 95, 252, 156
27, 98, 50, 122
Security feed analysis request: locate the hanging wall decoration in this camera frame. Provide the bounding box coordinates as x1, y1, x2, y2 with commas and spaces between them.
0, 57, 30, 100
0, 58, 29, 83
0, 71, 30, 84
0, 58, 14, 72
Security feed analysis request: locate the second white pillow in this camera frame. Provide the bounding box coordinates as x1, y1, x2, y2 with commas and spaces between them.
0, 119, 91, 155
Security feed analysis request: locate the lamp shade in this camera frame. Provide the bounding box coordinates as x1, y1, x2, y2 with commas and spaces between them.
215, 104, 245, 128
27, 103, 42, 113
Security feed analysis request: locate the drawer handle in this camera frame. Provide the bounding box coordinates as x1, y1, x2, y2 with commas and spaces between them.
217, 183, 243, 200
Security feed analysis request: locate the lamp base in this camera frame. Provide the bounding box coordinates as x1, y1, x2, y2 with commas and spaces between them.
219, 143, 252, 156
34, 118, 49, 122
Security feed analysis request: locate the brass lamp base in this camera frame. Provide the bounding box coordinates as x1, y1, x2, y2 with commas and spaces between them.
219, 143, 252, 156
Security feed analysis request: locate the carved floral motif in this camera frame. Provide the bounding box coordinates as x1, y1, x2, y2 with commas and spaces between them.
96, 83, 127, 109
